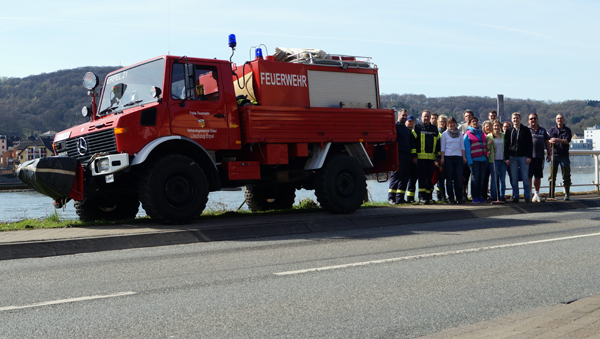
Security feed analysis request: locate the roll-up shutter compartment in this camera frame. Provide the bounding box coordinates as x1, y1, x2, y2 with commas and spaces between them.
307, 70, 378, 108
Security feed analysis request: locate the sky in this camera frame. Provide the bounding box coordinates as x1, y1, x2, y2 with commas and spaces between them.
1, 0, 599, 102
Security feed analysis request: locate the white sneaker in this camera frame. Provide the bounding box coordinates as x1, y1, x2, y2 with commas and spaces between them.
532, 194, 540, 203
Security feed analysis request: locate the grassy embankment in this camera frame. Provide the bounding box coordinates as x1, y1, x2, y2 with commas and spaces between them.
0, 198, 389, 231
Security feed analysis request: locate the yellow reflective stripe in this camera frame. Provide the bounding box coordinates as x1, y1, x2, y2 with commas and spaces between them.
407, 191, 416, 197
419, 188, 426, 192
417, 153, 436, 160
416, 128, 439, 159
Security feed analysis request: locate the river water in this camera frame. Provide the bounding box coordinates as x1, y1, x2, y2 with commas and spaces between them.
0, 168, 597, 222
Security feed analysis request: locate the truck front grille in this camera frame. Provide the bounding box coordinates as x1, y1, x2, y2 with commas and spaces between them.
64, 129, 117, 164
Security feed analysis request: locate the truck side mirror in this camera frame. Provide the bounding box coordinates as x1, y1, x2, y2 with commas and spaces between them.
185, 63, 195, 95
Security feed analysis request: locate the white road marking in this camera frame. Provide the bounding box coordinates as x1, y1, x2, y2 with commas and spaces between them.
0, 291, 136, 311
274, 231, 600, 276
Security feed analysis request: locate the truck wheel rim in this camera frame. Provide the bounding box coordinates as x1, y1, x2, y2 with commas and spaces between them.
335, 170, 356, 197
164, 174, 194, 207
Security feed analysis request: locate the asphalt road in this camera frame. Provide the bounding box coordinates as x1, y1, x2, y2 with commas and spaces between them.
1, 208, 600, 338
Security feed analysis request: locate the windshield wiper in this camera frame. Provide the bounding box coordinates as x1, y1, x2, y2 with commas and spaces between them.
99, 106, 119, 115
123, 100, 143, 107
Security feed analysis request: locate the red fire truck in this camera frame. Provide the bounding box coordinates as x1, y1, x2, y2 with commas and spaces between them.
18, 38, 398, 224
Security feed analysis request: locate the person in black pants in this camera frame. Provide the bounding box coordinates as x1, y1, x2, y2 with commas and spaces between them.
440, 117, 467, 204
436, 115, 448, 202
388, 109, 413, 204
412, 110, 441, 204
404, 115, 418, 202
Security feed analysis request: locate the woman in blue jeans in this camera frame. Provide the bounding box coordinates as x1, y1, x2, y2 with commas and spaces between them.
440, 117, 467, 204
464, 117, 489, 203
487, 120, 507, 201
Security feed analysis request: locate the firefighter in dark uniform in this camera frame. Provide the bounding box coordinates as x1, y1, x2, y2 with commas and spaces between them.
412, 110, 441, 204
388, 109, 412, 204
404, 115, 419, 202
406, 125, 419, 202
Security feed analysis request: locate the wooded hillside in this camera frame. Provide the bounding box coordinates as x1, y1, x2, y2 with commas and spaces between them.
0, 66, 118, 135
381, 94, 600, 135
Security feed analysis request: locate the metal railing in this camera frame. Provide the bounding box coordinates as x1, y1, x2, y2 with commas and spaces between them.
539, 150, 600, 192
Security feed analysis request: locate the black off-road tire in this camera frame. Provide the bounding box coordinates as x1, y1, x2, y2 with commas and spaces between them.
314, 154, 367, 214
244, 184, 296, 212
74, 195, 140, 222
139, 154, 208, 224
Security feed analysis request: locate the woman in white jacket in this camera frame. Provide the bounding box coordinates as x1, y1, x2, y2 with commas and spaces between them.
440, 117, 467, 204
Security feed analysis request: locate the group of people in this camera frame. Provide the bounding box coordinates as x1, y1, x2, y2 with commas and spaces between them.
388, 108, 573, 205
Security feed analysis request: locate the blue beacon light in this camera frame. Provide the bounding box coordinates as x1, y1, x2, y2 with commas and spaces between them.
228, 34, 237, 49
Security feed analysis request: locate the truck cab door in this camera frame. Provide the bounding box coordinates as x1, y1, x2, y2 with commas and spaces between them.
169, 61, 229, 150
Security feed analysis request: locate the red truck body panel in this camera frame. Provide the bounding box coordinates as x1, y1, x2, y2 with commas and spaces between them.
239, 105, 395, 144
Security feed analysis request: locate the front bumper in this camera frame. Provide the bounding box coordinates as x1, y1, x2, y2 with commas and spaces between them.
89, 153, 129, 177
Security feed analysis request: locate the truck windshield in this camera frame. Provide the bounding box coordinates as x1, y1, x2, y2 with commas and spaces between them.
97, 58, 165, 116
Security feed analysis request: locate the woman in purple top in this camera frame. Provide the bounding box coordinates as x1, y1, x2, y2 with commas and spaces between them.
464, 117, 489, 203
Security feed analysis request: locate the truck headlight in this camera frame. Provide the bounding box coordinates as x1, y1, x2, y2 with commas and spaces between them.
90, 153, 129, 176
96, 158, 110, 173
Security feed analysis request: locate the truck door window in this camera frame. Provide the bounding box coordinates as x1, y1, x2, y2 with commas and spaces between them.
171, 64, 219, 101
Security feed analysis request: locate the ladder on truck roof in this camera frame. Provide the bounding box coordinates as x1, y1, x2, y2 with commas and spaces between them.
274, 48, 374, 69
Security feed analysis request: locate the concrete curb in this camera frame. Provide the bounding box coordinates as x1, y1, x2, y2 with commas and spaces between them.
1, 198, 599, 261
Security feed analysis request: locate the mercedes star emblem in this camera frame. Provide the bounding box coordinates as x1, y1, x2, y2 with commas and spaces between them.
77, 137, 88, 156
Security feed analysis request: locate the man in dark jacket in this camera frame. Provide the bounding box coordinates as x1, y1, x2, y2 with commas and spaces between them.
412, 110, 441, 204
388, 109, 412, 204
405, 116, 418, 202
504, 112, 533, 203
528, 113, 551, 202
548, 114, 572, 200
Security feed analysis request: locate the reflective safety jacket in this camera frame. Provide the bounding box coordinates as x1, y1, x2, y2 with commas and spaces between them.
412, 123, 441, 160
464, 127, 488, 166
